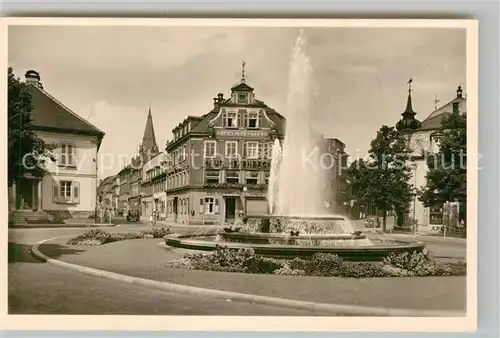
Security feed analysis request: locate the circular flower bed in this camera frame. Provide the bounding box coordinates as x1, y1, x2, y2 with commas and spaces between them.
67, 228, 171, 246
166, 245, 466, 278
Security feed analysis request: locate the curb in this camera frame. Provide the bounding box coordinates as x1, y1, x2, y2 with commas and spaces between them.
10, 223, 117, 229
31, 236, 465, 317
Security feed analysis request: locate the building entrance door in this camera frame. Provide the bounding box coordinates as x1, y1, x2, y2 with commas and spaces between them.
225, 197, 236, 222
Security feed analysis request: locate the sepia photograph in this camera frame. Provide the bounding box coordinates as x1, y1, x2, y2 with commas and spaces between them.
3, 18, 477, 331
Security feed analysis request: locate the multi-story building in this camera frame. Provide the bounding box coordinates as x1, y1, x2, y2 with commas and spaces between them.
396, 84, 466, 227
164, 72, 286, 225
97, 175, 116, 210
321, 137, 349, 214
127, 165, 143, 214
9, 70, 105, 222
141, 152, 168, 219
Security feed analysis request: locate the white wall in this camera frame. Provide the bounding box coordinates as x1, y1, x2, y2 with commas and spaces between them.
37, 131, 99, 213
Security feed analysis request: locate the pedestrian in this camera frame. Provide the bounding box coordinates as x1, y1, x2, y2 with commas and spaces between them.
149, 212, 156, 227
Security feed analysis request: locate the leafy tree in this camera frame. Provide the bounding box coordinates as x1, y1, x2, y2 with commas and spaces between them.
418, 111, 467, 222
8, 67, 55, 191
346, 126, 414, 231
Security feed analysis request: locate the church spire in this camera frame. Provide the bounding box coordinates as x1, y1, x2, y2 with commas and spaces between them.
396, 77, 421, 132
140, 103, 159, 163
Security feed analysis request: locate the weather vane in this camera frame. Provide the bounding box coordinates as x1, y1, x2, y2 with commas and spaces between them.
407, 76, 413, 93
241, 61, 246, 83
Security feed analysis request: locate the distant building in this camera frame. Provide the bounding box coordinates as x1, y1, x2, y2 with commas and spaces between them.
141, 152, 168, 219
396, 84, 466, 226
9, 70, 105, 220
320, 137, 349, 214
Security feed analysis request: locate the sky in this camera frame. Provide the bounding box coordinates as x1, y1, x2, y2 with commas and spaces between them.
8, 25, 466, 178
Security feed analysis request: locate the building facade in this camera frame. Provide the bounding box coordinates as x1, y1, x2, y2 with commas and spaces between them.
396, 85, 466, 227
141, 152, 168, 219
9, 70, 105, 221
164, 75, 286, 225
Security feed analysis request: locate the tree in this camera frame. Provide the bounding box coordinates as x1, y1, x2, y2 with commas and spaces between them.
8, 67, 55, 189
346, 125, 414, 231
418, 111, 467, 223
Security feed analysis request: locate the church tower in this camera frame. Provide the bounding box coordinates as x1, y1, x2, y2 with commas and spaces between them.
138, 105, 159, 165
396, 77, 422, 132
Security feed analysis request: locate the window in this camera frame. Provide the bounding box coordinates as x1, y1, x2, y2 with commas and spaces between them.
247, 112, 259, 128
224, 111, 238, 128
205, 170, 220, 184
226, 171, 239, 184
245, 171, 259, 185
265, 172, 270, 185
53, 180, 80, 204
261, 141, 273, 159
245, 141, 259, 159
225, 141, 238, 158
204, 197, 215, 214
204, 141, 216, 158
60, 144, 76, 166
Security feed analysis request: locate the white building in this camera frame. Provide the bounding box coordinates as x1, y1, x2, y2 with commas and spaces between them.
9, 70, 105, 223
396, 85, 466, 227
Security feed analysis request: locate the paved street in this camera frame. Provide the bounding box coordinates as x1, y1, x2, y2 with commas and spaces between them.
8, 223, 314, 315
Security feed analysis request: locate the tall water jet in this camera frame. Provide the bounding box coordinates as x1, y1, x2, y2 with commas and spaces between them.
267, 139, 282, 214
275, 29, 326, 216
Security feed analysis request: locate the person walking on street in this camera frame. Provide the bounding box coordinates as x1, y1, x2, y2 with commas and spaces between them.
149, 212, 156, 227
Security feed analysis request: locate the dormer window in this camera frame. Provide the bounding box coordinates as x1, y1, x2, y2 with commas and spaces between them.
223, 111, 238, 128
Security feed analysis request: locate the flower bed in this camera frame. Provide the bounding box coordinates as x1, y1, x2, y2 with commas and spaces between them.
67, 228, 171, 246
166, 245, 466, 278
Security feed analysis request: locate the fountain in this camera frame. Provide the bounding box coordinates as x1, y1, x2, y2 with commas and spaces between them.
164, 29, 425, 261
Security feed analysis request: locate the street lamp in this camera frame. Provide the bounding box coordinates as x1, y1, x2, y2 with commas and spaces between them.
411, 162, 418, 236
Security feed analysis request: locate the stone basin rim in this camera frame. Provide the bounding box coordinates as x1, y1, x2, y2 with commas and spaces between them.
245, 214, 347, 221
220, 232, 368, 240
164, 234, 426, 251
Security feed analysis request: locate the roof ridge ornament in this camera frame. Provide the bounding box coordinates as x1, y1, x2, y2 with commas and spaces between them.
241, 61, 246, 83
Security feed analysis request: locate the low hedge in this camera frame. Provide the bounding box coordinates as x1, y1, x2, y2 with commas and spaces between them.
67, 228, 171, 246
166, 245, 466, 278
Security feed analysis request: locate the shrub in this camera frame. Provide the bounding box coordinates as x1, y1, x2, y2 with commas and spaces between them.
382, 251, 428, 271
67, 229, 164, 246
245, 256, 285, 274
306, 253, 344, 276
140, 227, 171, 238
273, 265, 306, 276
341, 262, 387, 278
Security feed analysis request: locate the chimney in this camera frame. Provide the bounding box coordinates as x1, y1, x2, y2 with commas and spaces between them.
213, 97, 219, 109
456, 85, 463, 99
25, 70, 43, 88
217, 93, 224, 103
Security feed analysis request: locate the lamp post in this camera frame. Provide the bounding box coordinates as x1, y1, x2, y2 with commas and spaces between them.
411, 162, 418, 237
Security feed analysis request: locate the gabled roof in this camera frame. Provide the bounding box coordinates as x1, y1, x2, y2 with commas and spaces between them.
231, 82, 254, 92
27, 84, 105, 139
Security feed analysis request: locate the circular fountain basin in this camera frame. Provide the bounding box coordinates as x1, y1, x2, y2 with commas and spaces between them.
163, 232, 426, 261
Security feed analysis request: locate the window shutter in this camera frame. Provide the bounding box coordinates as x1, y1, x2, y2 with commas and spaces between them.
199, 198, 204, 214
243, 142, 248, 158
214, 199, 220, 214
243, 112, 248, 128
60, 145, 66, 165
258, 112, 262, 128
222, 110, 227, 127
73, 181, 80, 203
53, 181, 60, 203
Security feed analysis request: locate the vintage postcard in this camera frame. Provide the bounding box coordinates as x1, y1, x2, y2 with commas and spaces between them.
1, 18, 478, 332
